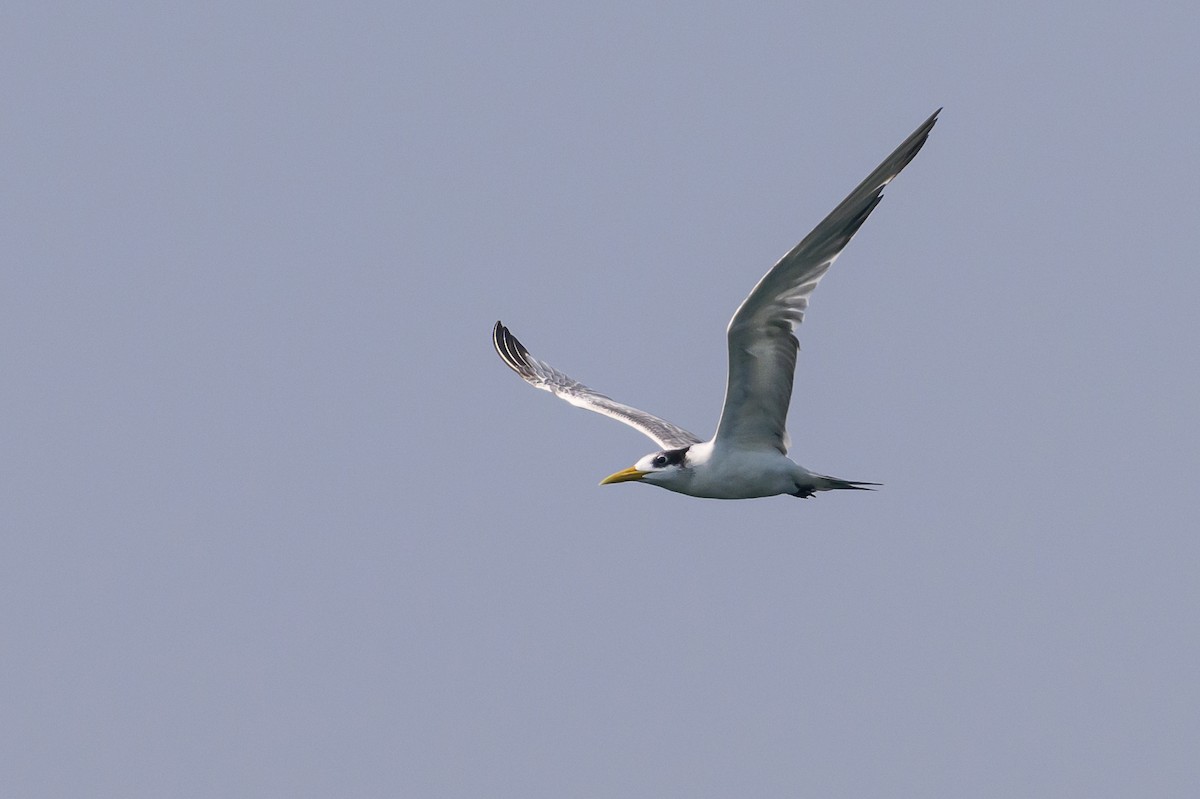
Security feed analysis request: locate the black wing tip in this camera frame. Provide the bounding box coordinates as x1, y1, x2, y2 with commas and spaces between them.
916, 108, 941, 137
889, 109, 941, 175
492, 320, 509, 361
492, 320, 535, 376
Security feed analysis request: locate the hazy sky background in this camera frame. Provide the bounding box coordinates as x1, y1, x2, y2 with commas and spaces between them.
4, 2, 1198, 796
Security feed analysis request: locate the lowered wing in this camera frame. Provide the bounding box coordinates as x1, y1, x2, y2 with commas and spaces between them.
493, 321, 702, 449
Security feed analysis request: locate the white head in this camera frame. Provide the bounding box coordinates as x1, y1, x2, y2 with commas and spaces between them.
599, 445, 693, 490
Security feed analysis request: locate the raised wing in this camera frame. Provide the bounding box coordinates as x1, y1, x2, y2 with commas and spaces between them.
714, 110, 939, 454
493, 321, 702, 449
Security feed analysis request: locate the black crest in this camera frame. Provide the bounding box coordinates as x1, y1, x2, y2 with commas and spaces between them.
651, 447, 690, 469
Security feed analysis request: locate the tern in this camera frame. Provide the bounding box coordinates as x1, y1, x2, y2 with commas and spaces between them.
494, 110, 938, 499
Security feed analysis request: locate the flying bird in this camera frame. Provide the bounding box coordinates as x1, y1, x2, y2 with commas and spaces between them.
493, 110, 938, 499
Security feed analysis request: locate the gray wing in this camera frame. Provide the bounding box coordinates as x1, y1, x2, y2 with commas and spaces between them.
494, 322, 702, 449
714, 109, 939, 454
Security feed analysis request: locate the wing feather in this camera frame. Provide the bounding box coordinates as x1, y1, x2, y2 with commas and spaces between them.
493, 322, 702, 449
714, 110, 940, 454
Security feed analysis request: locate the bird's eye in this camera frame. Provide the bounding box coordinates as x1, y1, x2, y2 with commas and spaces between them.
652, 454, 668, 468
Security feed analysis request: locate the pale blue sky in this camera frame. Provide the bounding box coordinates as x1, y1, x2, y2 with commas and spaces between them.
3, 2, 1198, 796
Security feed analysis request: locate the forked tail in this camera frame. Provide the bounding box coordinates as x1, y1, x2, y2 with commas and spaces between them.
792, 474, 881, 498
818, 475, 880, 491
